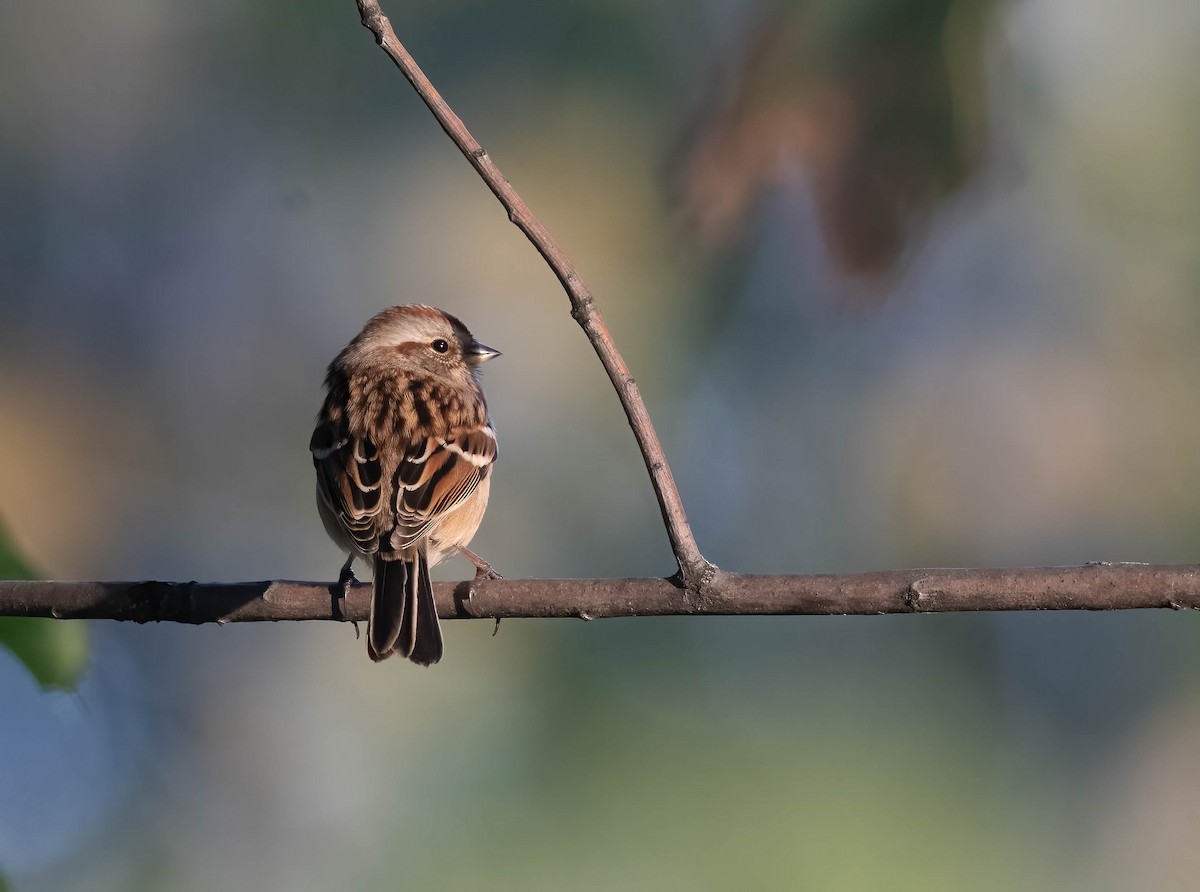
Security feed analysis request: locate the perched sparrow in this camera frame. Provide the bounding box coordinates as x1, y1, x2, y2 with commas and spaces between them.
310, 305, 500, 665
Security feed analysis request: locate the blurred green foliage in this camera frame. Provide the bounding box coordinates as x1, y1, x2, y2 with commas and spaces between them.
0, 519, 88, 691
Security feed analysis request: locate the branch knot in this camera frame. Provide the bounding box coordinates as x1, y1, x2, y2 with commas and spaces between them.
569, 293, 596, 325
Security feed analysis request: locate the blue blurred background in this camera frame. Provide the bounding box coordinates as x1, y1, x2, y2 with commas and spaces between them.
3, 0, 1200, 888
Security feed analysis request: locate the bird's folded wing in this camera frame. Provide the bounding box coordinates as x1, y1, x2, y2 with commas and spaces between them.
390, 424, 497, 552
310, 419, 384, 553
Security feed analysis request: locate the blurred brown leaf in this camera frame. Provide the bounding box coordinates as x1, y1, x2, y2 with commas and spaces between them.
673, 0, 995, 288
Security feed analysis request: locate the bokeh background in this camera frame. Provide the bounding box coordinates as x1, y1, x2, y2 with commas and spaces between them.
3, 0, 1200, 888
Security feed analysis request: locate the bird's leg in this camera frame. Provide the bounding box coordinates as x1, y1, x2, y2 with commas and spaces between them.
459, 545, 503, 582
336, 555, 361, 639
459, 547, 501, 633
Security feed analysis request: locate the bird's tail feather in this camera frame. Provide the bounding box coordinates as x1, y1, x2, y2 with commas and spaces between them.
408, 553, 443, 666
368, 552, 443, 665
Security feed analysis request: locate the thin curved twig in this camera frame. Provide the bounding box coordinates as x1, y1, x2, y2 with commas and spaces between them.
353, 0, 715, 592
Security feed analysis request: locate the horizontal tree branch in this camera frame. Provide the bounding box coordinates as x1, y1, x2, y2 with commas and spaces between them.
2, 564, 1198, 624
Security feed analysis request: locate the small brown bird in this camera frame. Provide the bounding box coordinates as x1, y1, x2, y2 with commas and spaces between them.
311, 305, 500, 664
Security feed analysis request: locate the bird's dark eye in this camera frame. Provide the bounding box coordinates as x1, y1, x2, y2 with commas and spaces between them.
431, 339, 449, 354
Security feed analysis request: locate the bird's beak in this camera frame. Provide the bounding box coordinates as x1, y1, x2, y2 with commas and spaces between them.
465, 340, 501, 365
